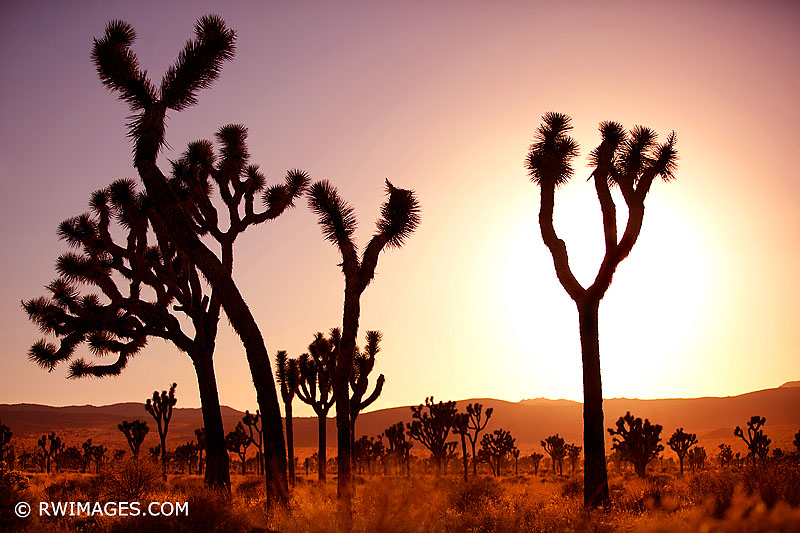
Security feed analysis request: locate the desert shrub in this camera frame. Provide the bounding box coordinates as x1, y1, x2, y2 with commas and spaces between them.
235, 477, 265, 502
44, 475, 100, 502
611, 477, 675, 514
690, 470, 738, 518
0, 462, 30, 530
101, 458, 162, 501
450, 476, 503, 514
561, 477, 582, 498
740, 460, 800, 508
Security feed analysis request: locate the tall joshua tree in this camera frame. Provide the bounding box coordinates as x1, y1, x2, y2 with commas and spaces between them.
349, 330, 386, 467
90, 16, 305, 505
667, 428, 698, 476
118, 420, 149, 460
295, 335, 336, 481
308, 178, 420, 516
526, 112, 678, 508
146, 383, 177, 481
452, 413, 470, 482
465, 403, 493, 476
276, 350, 300, 485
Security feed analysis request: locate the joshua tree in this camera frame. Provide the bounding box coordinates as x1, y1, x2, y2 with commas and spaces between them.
0, 420, 11, 464
241, 410, 263, 475
687, 446, 707, 473
608, 412, 664, 478
566, 443, 582, 475
407, 397, 457, 475
118, 420, 149, 460
226, 423, 251, 475
530, 452, 544, 476
667, 428, 698, 476
295, 333, 336, 481
195, 428, 206, 476
174, 441, 199, 474
465, 403, 493, 475
541, 434, 567, 476
479, 429, 516, 476
512, 448, 521, 475
526, 113, 678, 508
87, 443, 107, 474
734, 415, 771, 466
717, 443, 733, 468
349, 330, 386, 469
90, 16, 307, 505
37, 433, 62, 474
452, 413, 470, 482
275, 350, 299, 485
308, 178, 420, 516
383, 422, 412, 476
794, 429, 800, 454
146, 383, 177, 481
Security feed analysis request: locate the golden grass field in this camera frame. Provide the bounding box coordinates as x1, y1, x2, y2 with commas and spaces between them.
4, 458, 800, 532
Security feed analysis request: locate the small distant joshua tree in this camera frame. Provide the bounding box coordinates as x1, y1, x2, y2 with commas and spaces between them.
226, 423, 251, 475
145, 383, 178, 481
275, 350, 300, 485
566, 443, 582, 475
37, 433, 62, 474
349, 330, 386, 469
308, 177, 420, 516
541, 434, 567, 476
512, 448, 521, 475
452, 413, 470, 482
383, 422, 412, 476
86, 442, 107, 474
174, 441, 199, 474
608, 412, 664, 478
195, 428, 206, 476
407, 397, 457, 475
241, 410, 264, 475
479, 429, 516, 476
687, 446, 707, 473
0, 420, 12, 464
118, 420, 149, 460
667, 428, 698, 476
794, 429, 800, 455
465, 403, 493, 475
717, 443, 733, 468
525, 113, 678, 508
295, 333, 336, 482
530, 452, 544, 476
734, 415, 771, 466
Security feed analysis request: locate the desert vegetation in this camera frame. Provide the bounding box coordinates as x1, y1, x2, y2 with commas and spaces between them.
7, 11, 800, 533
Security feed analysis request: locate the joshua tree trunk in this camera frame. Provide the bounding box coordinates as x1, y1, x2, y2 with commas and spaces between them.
135, 155, 288, 506
459, 433, 469, 482
193, 352, 231, 492
336, 283, 358, 524
286, 401, 295, 486
318, 413, 328, 482
578, 296, 609, 508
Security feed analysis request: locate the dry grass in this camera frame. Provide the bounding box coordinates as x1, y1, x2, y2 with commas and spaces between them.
4, 465, 800, 532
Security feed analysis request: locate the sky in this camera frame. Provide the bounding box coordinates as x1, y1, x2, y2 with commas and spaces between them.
1, 0, 798, 418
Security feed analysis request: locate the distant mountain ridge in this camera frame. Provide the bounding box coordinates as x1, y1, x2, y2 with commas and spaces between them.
2, 385, 799, 455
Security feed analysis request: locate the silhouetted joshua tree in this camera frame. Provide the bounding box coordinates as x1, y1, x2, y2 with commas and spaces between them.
174, 441, 199, 474
90, 16, 308, 506
541, 434, 567, 476
226, 423, 251, 475
608, 412, 664, 478
118, 420, 149, 460
84, 441, 107, 474
195, 428, 206, 476
566, 443, 582, 475
667, 428, 698, 476
687, 446, 706, 473
146, 383, 177, 481
465, 403, 494, 476
349, 330, 386, 470
407, 397, 457, 475
479, 429, 516, 476
526, 113, 678, 508
276, 350, 300, 485
0, 420, 11, 464
512, 448, 520, 475
734, 415, 771, 466
383, 422, 412, 476
530, 452, 544, 476
308, 178, 420, 517
295, 334, 336, 481
241, 410, 263, 475
794, 429, 800, 454
717, 443, 733, 468
452, 413, 470, 481
37, 433, 62, 474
